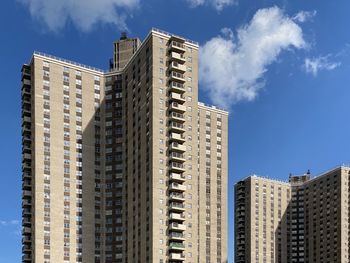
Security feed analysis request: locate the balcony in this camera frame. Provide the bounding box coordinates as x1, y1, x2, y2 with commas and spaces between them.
170, 92, 186, 103
22, 234, 31, 242
22, 254, 32, 262
169, 202, 185, 212
169, 81, 185, 93
23, 153, 32, 160
22, 199, 31, 208
169, 71, 186, 83
22, 179, 31, 188
169, 133, 185, 143
169, 152, 186, 163
170, 102, 186, 113
169, 222, 186, 231
23, 227, 31, 234
170, 142, 186, 152
22, 218, 31, 226
169, 173, 186, 183
169, 212, 186, 221
170, 41, 186, 52
169, 183, 186, 192
169, 252, 185, 261
170, 52, 186, 63
22, 190, 32, 199
169, 232, 185, 241
22, 244, 31, 252
170, 193, 185, 201
22, 162, 31, 171
22, 79, 31, 86
169, 242, 185, 251
169, 112, 185, 123
22, 116, 31, 124
21, 87, 31, 96
170, 61, 186, 73
22, 125, 31, 134
169, 122, 185, 133
170, 162, 185, 173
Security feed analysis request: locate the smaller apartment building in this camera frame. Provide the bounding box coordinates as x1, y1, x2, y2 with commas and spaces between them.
235, 165, 350, 263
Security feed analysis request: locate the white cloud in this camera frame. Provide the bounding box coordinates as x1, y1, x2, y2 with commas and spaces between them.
0, 220, 19, 226
20, 0, 140, 32
293, 10, 317, 23
186, 0, 235, 11
200, 6, 306, 108
304, 56, 341, 76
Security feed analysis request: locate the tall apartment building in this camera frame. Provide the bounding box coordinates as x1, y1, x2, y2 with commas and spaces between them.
21, 28, 228, 263
234, 165, 350, 263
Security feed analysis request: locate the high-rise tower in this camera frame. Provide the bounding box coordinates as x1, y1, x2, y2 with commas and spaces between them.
21, 28, 228, 263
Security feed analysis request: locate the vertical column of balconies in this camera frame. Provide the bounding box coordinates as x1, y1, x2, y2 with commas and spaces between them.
235, 182, 246, 263
167, 37, 187, 262
21, 65, 33, 263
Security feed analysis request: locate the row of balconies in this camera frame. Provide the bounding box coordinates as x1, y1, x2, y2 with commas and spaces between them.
167, 44, 186, 260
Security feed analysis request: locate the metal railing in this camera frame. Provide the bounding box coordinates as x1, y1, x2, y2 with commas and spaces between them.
151, 28, 199, 46
34, 51, 106, 73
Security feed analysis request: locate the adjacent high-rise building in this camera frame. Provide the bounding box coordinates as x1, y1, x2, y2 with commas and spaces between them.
21, 28, 228, 263
234, 165, 350, 263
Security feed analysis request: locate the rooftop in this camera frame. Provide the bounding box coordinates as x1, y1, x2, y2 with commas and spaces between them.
235, 164, 350, 186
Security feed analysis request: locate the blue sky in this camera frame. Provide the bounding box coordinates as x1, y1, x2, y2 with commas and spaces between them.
1, 0, 350, 262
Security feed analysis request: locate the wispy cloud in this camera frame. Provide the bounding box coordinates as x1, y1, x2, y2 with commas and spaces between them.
19, 0, 140, 32
304, 55, 341, 76
0, 220, 19, 226
186, 0, 235, 11
199, 6, 306, 108
293, 10, 317, 23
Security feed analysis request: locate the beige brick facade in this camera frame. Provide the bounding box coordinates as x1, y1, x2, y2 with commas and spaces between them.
235, 166, 350, 263
21, 28, 228, 263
